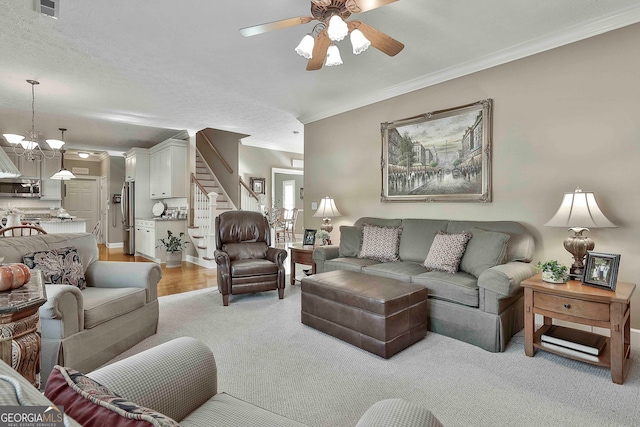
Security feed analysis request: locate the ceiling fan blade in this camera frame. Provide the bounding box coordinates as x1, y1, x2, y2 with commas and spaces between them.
345, 0, 399, 14
306, 32, 331, 71
240, 16, 314, 37
349, 21, 404, 56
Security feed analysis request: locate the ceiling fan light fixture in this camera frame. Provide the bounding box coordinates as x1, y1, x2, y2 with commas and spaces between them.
295, 34, 315, 59
325, 44, 343, 66
350, 29, 371, 55
327, 15, 348, 41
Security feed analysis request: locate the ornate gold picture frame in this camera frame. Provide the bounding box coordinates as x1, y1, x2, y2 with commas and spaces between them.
381, 99, 492, 202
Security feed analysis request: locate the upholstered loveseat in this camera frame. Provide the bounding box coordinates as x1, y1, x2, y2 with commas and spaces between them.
313, 217, 536, 352
0, 232, 161, 385
0, 337, 443, 427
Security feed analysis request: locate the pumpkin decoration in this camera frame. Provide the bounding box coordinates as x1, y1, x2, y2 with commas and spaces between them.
0, 263, 31, 291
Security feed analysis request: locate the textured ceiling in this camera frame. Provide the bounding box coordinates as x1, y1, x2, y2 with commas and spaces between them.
1, 0, 639, 156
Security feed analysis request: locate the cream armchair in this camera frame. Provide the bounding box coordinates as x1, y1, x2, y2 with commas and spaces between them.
0, 233, 161, 385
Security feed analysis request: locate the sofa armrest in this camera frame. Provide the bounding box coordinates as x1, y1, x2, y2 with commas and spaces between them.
40, 284, 84, 335
477, 262, 537, 297
356, 399, 443, 427
88, 337, 217, 423
312, 245, 340, 273
84, 261, 161, 303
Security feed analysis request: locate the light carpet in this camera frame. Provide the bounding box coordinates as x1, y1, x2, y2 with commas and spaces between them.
108, 285, 640, 427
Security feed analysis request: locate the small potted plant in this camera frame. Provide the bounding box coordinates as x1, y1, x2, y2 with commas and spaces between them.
157, 230, 189, 268
537, 260, 569, 284
315, 230, 331, 246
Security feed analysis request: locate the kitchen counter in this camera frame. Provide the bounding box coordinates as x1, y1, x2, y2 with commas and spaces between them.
140, 217, 187, 221
39, 218, 86, 234
39, 218, 87, 223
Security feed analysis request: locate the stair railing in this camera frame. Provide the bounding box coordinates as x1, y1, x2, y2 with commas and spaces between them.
239, 177, 262, 212
190, 173, 218, 258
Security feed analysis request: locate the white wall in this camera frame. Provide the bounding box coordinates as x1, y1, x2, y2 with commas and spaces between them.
304, 23, 640, 327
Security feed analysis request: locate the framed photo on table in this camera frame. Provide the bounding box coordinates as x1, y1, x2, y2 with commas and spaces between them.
582, 251, 620, 291
381, 99, 492, 203
303, 229, 317, 246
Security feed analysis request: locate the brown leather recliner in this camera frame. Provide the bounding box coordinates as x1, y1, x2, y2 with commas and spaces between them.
214, 211, 288, 306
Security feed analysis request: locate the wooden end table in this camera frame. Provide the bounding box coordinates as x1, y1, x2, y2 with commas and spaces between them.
0, 270, 47, 389
522, 273, 635, 384
290, 244, 316, 286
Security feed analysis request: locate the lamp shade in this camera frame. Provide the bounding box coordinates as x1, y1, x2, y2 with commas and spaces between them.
295, 34, 315, 59
45, 139, 65, 150
3, 134, 25, 144
350, 29, 371, 55
0, 148, 21, 178
327, 15, 348, 41
313, 197, 342, 218
50, 168, 76, 180
544, 188, 616, 229
325, 45, 343, 67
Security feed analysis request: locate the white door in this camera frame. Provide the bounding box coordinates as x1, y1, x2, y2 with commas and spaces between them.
63, 178, 99, 235
100, 176, 108, 244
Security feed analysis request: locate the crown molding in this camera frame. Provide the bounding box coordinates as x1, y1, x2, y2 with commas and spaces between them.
298, 4, 640, 124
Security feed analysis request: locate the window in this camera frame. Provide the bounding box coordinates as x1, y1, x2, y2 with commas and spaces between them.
283, 180, 295, 210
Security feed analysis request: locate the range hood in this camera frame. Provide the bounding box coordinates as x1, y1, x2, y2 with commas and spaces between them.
0, 178, 41, 198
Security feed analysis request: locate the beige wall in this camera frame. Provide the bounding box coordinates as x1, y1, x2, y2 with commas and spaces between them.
304, 23, 640, 328
65, 159, 102, 177
197, 129, 247, 207
239, 144, 304, 208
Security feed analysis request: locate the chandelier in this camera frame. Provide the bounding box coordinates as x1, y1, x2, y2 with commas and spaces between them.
3, 80, 65, 162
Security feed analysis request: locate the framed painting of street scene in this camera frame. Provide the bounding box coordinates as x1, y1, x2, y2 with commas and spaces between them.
381, 99, 492, 202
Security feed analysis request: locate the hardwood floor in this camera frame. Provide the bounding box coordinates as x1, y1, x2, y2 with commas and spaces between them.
96, 234, 305, 297
97, 245, 217, 297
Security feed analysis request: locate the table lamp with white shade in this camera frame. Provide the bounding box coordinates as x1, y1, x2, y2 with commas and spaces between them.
312, 197, 342, 233
544, 187, 617, 278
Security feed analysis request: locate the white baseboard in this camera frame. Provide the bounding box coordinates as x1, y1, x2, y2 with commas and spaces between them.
187, 255, 216, 269
106, 242, 123, 249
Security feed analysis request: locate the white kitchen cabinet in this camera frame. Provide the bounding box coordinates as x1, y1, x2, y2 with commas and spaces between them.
19, 156, 40, 178
40, 154, 62, 200
149, 139, 187, 200
125, 154, 136, 182
124, 148, 152, 219
135, 219, 155, 258
135, 218, 186, 263
1, 148, 61, 200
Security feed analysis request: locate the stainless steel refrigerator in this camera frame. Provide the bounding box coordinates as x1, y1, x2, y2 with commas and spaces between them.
121, 181, 135, 255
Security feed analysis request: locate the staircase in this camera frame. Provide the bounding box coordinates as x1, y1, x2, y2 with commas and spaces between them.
187, 150, 235, 268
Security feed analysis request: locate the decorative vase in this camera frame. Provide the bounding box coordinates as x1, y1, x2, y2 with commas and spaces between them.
165, 251, 182, 268
5, 213, 21, 228
542, 271, 567, 284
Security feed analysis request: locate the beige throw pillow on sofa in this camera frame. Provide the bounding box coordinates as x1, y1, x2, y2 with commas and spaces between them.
357, 224, 402, 262
423, 231, 472, 274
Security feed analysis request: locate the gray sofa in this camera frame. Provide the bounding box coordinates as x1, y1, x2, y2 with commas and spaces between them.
313, 217, 536, 352
0, 232, 161, 384
0, 337, 443, 427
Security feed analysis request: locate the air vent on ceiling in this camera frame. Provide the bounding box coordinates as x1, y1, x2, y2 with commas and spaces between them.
37, 0, 59, 19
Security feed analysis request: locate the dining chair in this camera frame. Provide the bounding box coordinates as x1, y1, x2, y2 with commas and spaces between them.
0, 225, 48, 237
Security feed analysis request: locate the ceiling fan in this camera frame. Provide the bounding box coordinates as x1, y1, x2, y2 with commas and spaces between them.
240, 0, 404, 71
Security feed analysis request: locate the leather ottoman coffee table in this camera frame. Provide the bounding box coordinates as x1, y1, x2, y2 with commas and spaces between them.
301, 270, 429, 358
